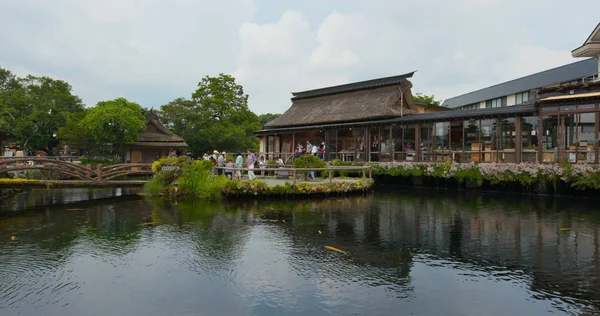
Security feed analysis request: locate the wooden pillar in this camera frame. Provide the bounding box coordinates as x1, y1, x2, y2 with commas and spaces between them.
537, 116, 543, 163
292, 132, 296, 156
515, 116, 522, 163
96, 164, 103, 183
415, 123, 421, 162
324, 129, 329, 162
366, 127, 371, 162
595, 110, 599, 164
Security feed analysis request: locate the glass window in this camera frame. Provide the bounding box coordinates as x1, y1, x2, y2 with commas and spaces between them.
434, 122, 450, 161
577, 113, 596, 163
561, 105, 577, 111
486, 97, 507, 108
326, 130, 337, 161
515, 92, 530, 105
541, 116, 559, 163
450, 121, 464, 162
369, 127, 380, 161
336, 128, 353, 162
480, 119, 498, 162
380, 126, 392, 161
541, 106, 558, 113
579, 104, 596, 110
420, 123, 434, 161
499, 118, 516, 163
353, 128, 367, 162
403, 124, 416, 161
392, 125, 403, 160
521, 116, 539, 163
464, 119, 480, 162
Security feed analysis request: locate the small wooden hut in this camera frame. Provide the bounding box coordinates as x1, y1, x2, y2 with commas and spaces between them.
122, 110, 188, 163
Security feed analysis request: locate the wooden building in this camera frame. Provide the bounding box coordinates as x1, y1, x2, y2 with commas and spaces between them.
122, 110, 188, 163
256, 24, 600, 165
259, 72, 419, 162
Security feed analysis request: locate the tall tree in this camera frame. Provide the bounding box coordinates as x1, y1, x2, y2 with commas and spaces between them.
0, 73, 84, 152
159, 97, 198, 139
413, 92, 441, 105
79, 98, 146, 153
258, 113, 281, 129
160, 74, 260, 154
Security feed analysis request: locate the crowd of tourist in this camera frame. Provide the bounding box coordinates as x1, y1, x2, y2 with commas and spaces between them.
170, 140, 326, 180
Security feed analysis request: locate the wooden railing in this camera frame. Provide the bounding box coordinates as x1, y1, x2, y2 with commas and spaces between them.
215, 165, 372, 185
0, 157, 152, 183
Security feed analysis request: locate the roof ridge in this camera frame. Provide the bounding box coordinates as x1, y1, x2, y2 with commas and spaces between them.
443, 58, 594, 103
291, 71, 416, 100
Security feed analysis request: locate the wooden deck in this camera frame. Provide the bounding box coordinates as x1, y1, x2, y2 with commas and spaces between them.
0, 180, 148, 189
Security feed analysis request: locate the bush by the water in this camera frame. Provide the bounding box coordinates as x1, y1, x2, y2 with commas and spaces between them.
145, 157, 227, 199
145, 157, 373, 199
293, 155, 326, 178
372, 161, 600, 191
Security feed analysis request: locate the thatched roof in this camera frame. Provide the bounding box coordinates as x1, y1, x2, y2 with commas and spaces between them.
127, 110, 188, 148
266, 73, 419, 128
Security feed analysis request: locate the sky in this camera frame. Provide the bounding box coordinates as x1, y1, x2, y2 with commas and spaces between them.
1, 0, 599, 114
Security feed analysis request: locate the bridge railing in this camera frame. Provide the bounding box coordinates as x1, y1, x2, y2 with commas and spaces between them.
215, 165, 372, 185
0, 157, 152, 182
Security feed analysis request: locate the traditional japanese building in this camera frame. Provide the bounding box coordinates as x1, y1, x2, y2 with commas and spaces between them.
122, 110, 188, 163
256, 23, 600, 165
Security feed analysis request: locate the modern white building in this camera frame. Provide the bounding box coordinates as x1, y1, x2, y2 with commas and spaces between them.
442, 58, 598, 110
442, 23, 600, 111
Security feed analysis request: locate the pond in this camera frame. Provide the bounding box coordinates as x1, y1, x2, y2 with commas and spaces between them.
1, 186, 600, 315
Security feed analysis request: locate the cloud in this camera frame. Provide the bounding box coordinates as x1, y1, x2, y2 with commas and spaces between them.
1, 0, 598, 114
0, 0, 255, 107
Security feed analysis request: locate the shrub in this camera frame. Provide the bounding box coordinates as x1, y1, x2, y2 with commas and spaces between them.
294, 154, 326, 178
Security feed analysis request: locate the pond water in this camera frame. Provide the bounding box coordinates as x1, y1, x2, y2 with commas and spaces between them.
1, 187, 600, 316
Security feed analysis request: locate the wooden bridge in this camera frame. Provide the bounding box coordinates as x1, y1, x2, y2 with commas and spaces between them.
0, 157, 152, 188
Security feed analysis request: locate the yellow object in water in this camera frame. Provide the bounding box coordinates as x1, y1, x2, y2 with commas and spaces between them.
318, 230, 322, 234
67, 208, 84, 211
10, 236, 15, 241
282, 219, 286, 223
559, 227, 572, 231
574, 217, 584, 221
142, 221, 159, 226
580, 233, 593, 237
325, 246, 345, 254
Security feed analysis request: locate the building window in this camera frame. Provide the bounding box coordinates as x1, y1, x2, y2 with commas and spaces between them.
485, 97, 507, 108
515, 91, 530, 105
462, 103, 479, 110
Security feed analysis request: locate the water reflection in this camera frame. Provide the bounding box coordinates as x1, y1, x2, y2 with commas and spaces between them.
0, 187, 599, 315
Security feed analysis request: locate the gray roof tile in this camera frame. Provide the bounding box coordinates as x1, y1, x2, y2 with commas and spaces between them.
441, 58, 597, 108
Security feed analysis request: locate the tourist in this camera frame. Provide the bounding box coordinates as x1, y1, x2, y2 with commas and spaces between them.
318, 142, 325, 159
311, 142, 318, 156
306, 141, 312, 154
259, 156, 266, 176
217, 151, 225, 175
235, 152, 244, 180
247, 149, 257, 180
224, 160, 234, 179
212, 150, 219, 175
276, 158, 284, 167
293, 148, 302, 160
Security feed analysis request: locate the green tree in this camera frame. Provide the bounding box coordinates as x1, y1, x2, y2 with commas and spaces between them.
0, 73, 84, 152
0, 67, 21, 131
79, 97, 146, 153
258, 113, 281, 129
159, 97, 198, 139
56, 109, 97, 154
413, 92, 441, 105
160, 74, 260, 154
